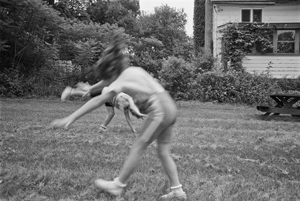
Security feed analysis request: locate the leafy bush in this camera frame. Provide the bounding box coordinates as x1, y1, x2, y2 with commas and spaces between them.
0, 68, 27, 97
193, 54, 215, 74
159, 56, 195, 100
129, 37, 164, 78
0, 61, 83, 98
191, 72, 283, 105
276, 77, 300, 93
157, 55, 297, 106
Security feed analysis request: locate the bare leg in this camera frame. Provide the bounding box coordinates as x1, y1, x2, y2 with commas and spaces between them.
157, 143, 181, 187
118, 138, 150, 183
124, 110, 136, 133
157, 142, 186, 200
70, 89, 86, 97
102, 106, 115, 127
61, 87, 87, 101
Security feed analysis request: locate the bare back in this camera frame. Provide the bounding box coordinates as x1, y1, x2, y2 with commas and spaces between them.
107, 67, 165, 102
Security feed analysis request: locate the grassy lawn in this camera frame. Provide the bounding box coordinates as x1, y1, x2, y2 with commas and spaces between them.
1, 98, 300, 201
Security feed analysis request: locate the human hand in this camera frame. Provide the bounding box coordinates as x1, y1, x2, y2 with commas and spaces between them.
51, 117, 74, 130
129, 108, 147, 119
82, 91, 90, 98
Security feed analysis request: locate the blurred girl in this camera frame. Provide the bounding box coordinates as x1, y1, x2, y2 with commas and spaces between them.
51, 33, 186, 200
61, 83, 137, 133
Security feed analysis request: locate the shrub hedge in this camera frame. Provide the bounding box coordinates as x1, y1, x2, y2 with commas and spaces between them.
191, 72, 282, 105
1, 56, 300, 106
159, 56, 300, 106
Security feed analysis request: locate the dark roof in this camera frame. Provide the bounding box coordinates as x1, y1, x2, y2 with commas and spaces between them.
274, 0, 300, 3
211, 0, 273, 1
211, 0, 300, 4
211, 0, 275, 4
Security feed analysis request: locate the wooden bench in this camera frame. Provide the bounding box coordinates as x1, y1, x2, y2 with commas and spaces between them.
257, 94, 300, 119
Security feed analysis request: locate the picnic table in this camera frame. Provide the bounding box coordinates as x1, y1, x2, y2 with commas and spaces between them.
257, 94, 300, 119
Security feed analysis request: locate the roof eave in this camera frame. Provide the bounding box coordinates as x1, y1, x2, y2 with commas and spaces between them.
217, 22, 300, 29
211, 0, 276, 5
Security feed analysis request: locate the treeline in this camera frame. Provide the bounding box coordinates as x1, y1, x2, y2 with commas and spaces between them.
0, 0, 196, 97
1, 0, 299, 105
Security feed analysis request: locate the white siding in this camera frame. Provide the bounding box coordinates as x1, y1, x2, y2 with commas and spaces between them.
213, 4, 300, 27
214, 5, 242, 26
243, 55, 300, 78
263, 5, 300, 23
211, 3, 300, 78
213, 4, 300, 58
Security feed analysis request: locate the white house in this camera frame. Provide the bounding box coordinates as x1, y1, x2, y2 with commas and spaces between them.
210, 0, 300, 78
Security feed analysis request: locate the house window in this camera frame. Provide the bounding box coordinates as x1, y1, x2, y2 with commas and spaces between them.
241, 9, 251, 22
273, 30, 300, 54
253, 9, 262, 22
277, 30, 295, 53
251, 29, 300, 55
241, 9, 262, 23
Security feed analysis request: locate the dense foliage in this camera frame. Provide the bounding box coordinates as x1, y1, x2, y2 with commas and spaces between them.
0, 0, 299, 106
193, 0, 205, 56
156, 54, 300, 105
158, 57, 300, 105
128, 5, 194, 77
0, 0, 192, 97
192, 72, 281, 105
0, 0, 65, 96
86, 0, 140, 34
159, 57, 196, 100
220, 23, 273, 71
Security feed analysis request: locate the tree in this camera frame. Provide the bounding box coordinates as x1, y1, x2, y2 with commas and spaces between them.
57, 20, 124, 81
53, 0, 90, 20
128, 5, 193, 77
0, 0, 65, 95
193, 0, 205, 56
86, 0, 140, 34
204, 0, 213, 55
136, 5, 192, 58
86, 0, 108, 24
43, 0, 54, 5
150, 5, 187, 56
0, 0, 65, 74
0, 0, 194, 96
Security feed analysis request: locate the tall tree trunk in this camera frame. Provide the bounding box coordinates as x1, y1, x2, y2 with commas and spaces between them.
193, 0, 205, 57
43, 0, 54, 5
204, 0, 212, 55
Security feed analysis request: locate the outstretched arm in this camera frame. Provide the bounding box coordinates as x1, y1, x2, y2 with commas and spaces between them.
78, 80, 109, 97
89, 80, 109, 93
124, 110, 136, 133
51, 91, 116, 129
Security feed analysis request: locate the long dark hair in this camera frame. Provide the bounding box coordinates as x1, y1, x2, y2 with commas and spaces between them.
94, 32, 127, 80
